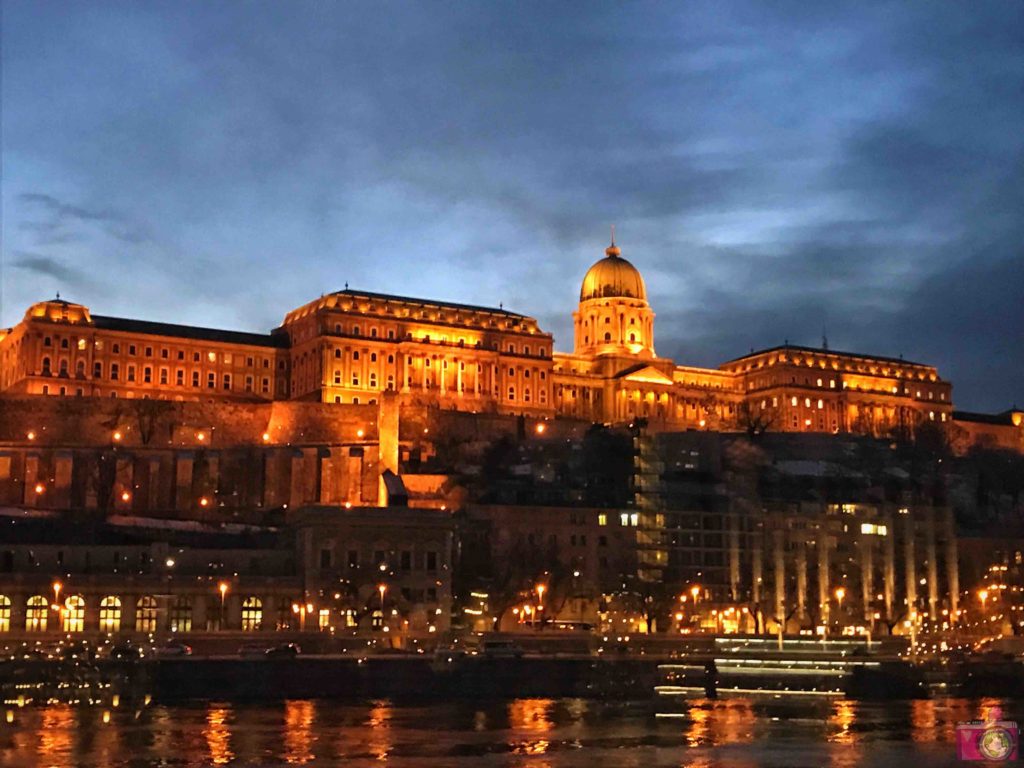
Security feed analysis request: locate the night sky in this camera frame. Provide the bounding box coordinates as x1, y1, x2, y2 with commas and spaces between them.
2, 2, 1021, 411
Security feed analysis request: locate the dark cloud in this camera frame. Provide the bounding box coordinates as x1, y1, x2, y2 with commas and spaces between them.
9, 252, 86, 285
1, 1, 1021, 409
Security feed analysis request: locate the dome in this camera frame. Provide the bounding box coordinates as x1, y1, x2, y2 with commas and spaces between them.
25, 297, 92, 325
579, 242, 647, 302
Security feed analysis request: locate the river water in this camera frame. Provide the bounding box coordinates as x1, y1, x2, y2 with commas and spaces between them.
1, 697, 1019, 767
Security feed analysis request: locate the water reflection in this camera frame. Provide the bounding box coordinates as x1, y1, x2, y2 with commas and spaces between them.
283, 700, 316, 764
827, 699, 856, 744
911, 699, 937, 742
683, 700, 755, 747
686, 703, 710, 746
0, 696, 1017, 767
39, 705, 74, 764
365, 700, 392, 761
204, 705, 234, 765
509, 698, 552, 755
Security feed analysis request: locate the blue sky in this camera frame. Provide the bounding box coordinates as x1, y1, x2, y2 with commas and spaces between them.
2, 1, 1021, 410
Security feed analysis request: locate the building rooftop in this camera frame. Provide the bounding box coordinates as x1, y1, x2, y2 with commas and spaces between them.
328, 288, 529, 318
92, 315, 287, 348
722, 343, 931, 370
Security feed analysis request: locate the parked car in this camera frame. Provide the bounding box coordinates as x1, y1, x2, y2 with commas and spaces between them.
156, 640, 193, 657
264, 643, 300, 659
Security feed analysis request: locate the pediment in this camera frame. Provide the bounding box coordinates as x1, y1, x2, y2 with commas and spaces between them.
618, 365, 674, 385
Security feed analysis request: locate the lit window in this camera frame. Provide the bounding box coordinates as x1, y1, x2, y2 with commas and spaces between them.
63, 595, 85, 632
26, 596, 48, 632
0, 595, 10, 632
242, 597, 262, 631
598, 513, 607, 526
136, 596, 158, 632
170, 596, 193, 632
99, 596, 122, 632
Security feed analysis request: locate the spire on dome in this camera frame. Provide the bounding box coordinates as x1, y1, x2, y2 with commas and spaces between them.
605, 225, 621, 258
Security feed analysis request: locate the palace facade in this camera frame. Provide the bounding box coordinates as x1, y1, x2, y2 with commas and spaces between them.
0, 237, 1018, 446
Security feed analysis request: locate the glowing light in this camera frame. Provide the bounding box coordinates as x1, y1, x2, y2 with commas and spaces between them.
112, 431, 122, 442
121, 491, 131, 502
218, 582, 229, 598
196, 432, 206, 442
535, 423, 546, 435
199, 496, 210, 507
356, 429, 365, 438
34, 482, 46, 494
165, 558, 175, 568
262, 432, 271, 443
26, 431, 36, 441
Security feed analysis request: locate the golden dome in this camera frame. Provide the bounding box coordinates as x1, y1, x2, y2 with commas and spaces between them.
579, 242, 647, 302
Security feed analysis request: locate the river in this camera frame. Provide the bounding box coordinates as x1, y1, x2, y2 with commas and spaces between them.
1, 697, 1019, 767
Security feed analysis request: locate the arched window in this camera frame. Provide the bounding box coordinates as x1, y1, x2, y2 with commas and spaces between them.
63, 595, 85, 632
136, 596, 159, 632
170, 596, 193, 632
604, 333, 611, 341
26, 596, 48, 632
99, 596, 121, 632
241, 597, 262, 631
0, 595, 10, 632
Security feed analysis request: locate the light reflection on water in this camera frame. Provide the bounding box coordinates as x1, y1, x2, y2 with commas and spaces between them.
0, 696, 1018, 767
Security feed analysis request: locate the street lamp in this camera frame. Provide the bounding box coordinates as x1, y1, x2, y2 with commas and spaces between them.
52, 581, 62, 606
536, 584, 546, 627
835, 587, 846, 631
378, 584, 387, 610
979, 588, 989, 613
218, 582, 229, 630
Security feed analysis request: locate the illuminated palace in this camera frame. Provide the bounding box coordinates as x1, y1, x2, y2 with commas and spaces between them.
0, 237, 1020, 446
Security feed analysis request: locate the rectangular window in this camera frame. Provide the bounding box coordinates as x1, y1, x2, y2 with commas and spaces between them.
159, 368, 168, 385
110, 363, 119, 381
192, 371, 200, 387
176, 369, 184, 385
426, 551, 437, 571
127, 365, 136, 382
207, 372, 215, 388
143, 366, 152, 383
223, 374, 231, 390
